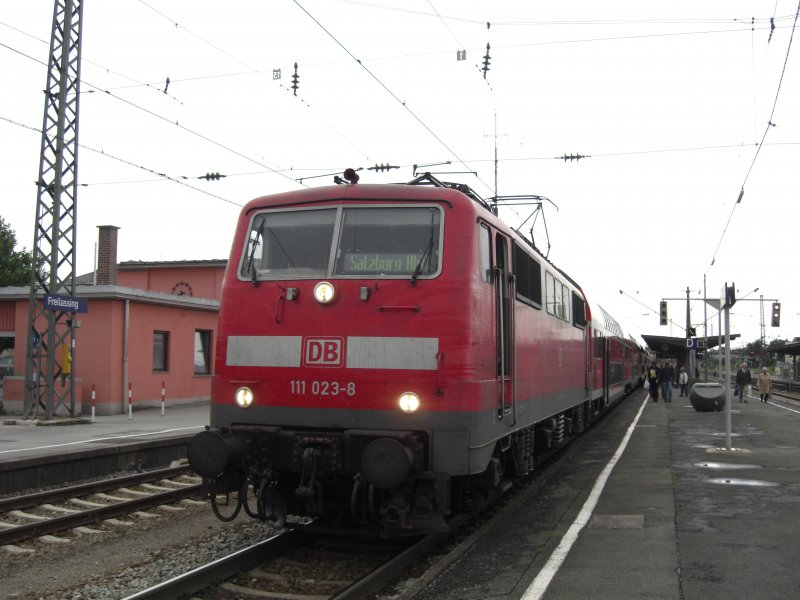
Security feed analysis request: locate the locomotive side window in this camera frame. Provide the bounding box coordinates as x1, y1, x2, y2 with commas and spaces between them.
572, 291, 587, 328
561, 283, 570, 322
513, 243, 542, 308
334, 207, 441, 276
594, 331, 604, 359
479, 224, 492, 283
554, 279, 563, 319
545, 272, 556, 316
242, 209, 336, 278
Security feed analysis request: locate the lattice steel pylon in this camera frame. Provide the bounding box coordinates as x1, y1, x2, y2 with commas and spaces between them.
23, 0, 84, 420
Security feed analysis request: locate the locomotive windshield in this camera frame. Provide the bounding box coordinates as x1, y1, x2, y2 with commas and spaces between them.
241, 205, 442, 280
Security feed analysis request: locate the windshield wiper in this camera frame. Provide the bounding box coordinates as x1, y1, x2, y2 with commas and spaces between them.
411, 236, 434, 285
411, 209, 437, 285
247, 223, 264, 286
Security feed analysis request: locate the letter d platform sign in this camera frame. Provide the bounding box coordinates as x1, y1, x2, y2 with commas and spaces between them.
303, 337, 344, 367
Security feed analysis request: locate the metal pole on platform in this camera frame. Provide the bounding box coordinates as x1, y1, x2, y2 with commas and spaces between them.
703, 276, 709, 382
724, 284, 733, 451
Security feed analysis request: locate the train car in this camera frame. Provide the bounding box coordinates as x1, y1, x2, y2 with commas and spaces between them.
188, 173, 643, 536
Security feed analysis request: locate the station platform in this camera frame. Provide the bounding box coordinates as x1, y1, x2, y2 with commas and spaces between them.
407, 389, 800, 600
0, 402, 210, 463
0, 402, 210, 494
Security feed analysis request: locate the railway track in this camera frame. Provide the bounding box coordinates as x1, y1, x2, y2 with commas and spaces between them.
124, 430, 589, 600
124, 526, 448, 600
0, 465, 202, 548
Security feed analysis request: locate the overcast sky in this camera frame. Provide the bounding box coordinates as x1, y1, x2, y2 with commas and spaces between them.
2, 1, 798, 348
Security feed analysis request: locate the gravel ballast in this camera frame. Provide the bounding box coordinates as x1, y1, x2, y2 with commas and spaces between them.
1, 502, 277, 599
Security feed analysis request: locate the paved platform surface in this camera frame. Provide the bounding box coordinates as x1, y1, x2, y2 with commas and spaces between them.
0, 402, 210, 465
409, 389, 800, 600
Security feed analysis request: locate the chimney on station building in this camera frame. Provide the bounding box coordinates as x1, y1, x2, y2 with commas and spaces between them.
96, 225, 120, 285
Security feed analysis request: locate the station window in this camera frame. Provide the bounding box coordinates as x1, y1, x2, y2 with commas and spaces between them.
194, 330, 212, 375
153, 331, 169, 372
514, 243, 542, 307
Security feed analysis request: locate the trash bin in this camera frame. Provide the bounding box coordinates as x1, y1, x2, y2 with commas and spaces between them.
690, 382, 726, 412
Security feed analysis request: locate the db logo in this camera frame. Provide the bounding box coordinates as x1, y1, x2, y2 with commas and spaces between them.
303, 337, 344, 367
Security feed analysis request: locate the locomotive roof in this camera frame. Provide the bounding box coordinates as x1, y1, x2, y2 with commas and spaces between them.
241, 178, 586, 304
243, 182, 474, 215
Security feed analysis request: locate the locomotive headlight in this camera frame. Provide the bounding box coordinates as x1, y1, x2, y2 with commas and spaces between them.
234, 386, 254, 408
398, 391, 420, 413
313, 281, 336, 305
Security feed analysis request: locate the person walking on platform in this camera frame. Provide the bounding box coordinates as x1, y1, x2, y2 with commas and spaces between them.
648, 362, 660, 401
757, 367, 772, 403
678, 366, 689, 397
736, 362, 752, 403
660, 362, 675, 402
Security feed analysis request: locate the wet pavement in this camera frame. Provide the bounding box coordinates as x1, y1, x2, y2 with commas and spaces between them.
407, 391, 800, 599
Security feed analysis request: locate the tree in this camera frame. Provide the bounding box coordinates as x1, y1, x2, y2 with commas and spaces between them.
0, 217, 34, 287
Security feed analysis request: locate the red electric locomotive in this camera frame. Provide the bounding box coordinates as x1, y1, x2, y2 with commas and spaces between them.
188, 173, 643, 536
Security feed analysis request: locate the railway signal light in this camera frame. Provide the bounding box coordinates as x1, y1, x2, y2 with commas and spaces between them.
771, 302, 781, 327
659, 301, 668, 326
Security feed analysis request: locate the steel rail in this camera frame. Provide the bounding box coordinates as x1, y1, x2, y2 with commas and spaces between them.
330, 531, 449, 600
0, 482, 201, 546
0, 465, 194, 512
121, 529, 315, 600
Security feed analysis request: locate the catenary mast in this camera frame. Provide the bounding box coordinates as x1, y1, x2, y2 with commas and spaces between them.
24, 0, 84, 419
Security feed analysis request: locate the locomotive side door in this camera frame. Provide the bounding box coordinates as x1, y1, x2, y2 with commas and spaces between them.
493, 232, 515, 422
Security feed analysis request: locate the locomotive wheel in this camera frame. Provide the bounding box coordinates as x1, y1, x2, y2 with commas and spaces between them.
209, 478, 243, 522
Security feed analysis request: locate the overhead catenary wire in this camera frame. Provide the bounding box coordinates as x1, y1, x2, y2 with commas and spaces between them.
2, 7, 797, 233
134, 0, 372, 162
0, 114, 241, 207
0, 34, 300, 188
291, 0, 495, 196
708, 0, 800, 270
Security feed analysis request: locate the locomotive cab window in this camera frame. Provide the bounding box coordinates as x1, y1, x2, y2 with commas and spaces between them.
334, 207, 441, 276
242, 209, 336, 278
242, 205, 442, 280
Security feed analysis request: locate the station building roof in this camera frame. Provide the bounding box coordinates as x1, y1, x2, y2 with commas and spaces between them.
766, 340, 800, 356
641, 334, 740, 357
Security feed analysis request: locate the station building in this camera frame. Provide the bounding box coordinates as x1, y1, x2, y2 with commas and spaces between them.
0, 226, 226, 415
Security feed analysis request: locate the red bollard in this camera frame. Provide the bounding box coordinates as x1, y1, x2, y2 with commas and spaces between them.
161, 381, 166, 416
128, 383, 133, 420
91, 384, 96, 423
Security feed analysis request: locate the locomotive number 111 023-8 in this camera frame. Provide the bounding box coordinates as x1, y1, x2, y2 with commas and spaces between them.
290, 380, 357, 397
